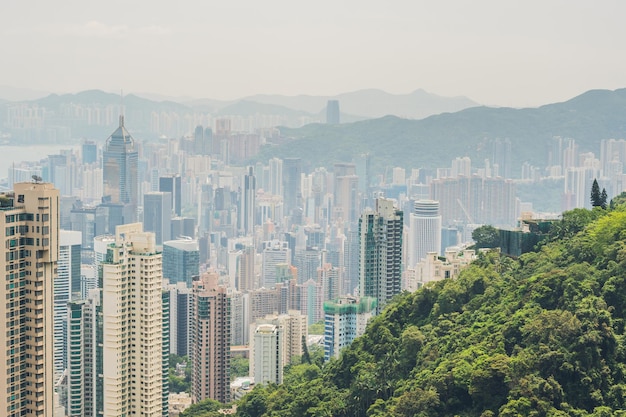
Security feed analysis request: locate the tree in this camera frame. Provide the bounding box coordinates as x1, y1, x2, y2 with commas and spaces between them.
600, 188, 608, 209
591, 179, 602, 207
472, 225, 500, 249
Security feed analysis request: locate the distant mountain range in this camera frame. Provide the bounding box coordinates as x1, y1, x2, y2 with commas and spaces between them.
0, 87, 480, 135
3, 87, 626, 182
263, 88, 626, 177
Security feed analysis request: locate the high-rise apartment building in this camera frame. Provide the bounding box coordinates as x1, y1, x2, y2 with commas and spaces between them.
407, 200, 442, 268
54, 230, 81, 379
323, 296, 377, 361
102, 115, 138, 224
254, 311, 307, 369
261, 240, 291, 288
0, 182, 59, 417
100, 223, 165, 416
252, 324, 283, 385
190, 271, 231, 403
359, 197, 403, 314
66, 294, 99, 417
237, 245, 256, 292
167, 282, 192, 356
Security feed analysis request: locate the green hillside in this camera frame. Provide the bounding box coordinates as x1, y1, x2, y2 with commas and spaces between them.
261, 89, 626, 176
236, 204, 626, 416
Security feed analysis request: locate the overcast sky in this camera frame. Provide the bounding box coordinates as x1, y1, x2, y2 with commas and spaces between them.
2, 0, 625, 106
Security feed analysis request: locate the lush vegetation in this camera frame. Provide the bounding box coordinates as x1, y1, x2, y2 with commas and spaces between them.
236, 203, 626, 416
308, 320, 325, 335
179, 398, 225, 417
169, 354, 191, 393
231, 357, 250, 380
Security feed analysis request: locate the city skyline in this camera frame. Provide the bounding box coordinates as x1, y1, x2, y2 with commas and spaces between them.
2, 1, 626, 107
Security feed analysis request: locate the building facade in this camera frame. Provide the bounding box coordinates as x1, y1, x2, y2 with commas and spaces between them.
323, 296, 377, 361
190, 271, 231, 404
0, 182, 59, 417
100, 223, 165, 416
359, 197, 403, 314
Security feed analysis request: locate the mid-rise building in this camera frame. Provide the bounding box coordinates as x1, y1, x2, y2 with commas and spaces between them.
324, 296, 377, 361
0, 182, 59, 417
255, 311, 307, 369
252, 324, 283, 385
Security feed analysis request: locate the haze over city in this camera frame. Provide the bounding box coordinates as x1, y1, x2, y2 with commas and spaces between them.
5, 2, 626, 417
3, 0, 626, 106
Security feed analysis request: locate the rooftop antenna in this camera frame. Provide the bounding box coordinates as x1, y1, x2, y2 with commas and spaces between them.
119, 89, 124, 127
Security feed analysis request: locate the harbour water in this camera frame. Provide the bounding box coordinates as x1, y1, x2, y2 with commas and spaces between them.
0, 144, 78, 180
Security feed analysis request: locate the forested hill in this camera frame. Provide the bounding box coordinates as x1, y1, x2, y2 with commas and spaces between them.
236, 205, 626, 417
264, 88, 626, 176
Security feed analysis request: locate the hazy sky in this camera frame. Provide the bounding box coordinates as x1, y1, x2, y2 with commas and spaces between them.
2, 0, 626, 106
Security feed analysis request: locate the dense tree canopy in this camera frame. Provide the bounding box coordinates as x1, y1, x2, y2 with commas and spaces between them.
471, 225, 500, 249
236, 203, 626, 416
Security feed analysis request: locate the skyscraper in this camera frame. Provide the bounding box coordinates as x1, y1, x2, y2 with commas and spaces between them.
163, 238, 200, 288
54, 230, 81, 379
100, 223, 165, 416
359, 197, 403, 314
283, 158, 302, 217
0, 182, 59, 417
240, 166, 256, 235
159, 174, 182, 217
262, 240, 291, 288
407, 200, 442, 268
66, 294, 99, 417
143, 191, 172, 245
326, 100, 340, 124
102, 115, 139, 223
190, 271, 231, 403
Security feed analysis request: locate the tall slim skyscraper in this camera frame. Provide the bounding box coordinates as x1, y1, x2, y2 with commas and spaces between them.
190, 271, 231, 403
102, 115, 138, 224
326, 100, 340, 124
283, 158, 302, 217
407, 200, 442, 268
54, 230, 82, 379
359, 197, 403, 314
144, 191, 172, 245
100, 223, 165, 416
240, 166, 256, 235
159, 174, 182, 217
0, 182, 59, 417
